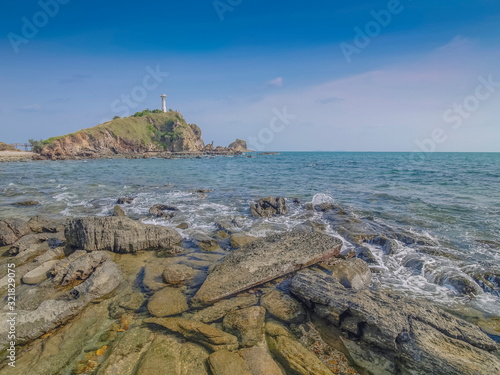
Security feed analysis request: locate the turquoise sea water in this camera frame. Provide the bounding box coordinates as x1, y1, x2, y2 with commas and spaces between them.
1, 152, 500, 317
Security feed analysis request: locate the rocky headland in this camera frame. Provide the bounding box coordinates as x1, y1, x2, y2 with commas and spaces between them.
0, 196, 499, 375
15, 110, 251, 161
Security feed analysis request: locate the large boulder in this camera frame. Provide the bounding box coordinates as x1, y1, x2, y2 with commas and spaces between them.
0, 218, 29, 246
228, 139, 251, 152
65, 217, 182, 253
250, 197, 287, 218
290, 270, 500, 375
193, 231, 342, 304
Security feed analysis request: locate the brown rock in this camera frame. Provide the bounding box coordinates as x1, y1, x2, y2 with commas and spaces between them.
162, 264, 195, 285
223, 306, 266, 347
208, 350, 253, 375
148, 287, 189, 317
261, 289, 306, 323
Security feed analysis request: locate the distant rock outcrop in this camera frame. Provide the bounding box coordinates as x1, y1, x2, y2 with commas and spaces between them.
0, 142, 16, 151
228, 139, 252, 152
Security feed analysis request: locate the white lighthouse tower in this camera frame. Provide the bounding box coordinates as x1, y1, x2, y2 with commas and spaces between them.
160, 94, 167, 113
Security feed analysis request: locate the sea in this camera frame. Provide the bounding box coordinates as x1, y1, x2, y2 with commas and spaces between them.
1, 152, 499, 321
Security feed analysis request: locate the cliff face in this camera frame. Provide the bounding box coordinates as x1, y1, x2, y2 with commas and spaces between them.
40, 111, 205, 159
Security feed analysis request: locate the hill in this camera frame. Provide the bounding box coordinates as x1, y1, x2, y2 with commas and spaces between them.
0, 142, 16, 151
39, 110, 207, 159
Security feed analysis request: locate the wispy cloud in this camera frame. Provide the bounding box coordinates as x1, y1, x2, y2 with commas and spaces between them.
316, 97, 344, 105
19, 104, 43, 113
267, 77, 284, 87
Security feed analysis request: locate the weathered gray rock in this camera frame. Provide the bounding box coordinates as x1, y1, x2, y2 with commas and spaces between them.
52, 251, 111, 286
162, 264, 195, 284
13, 200, 39, 206
22, 259, 59, 284
65, 217, 182, 253
266, 321, 335, 375
116, 197, 134, 204
193, 231, 342, 304
27, 216, 62, 233
145, 317, 239, 351
223, 306, 266, 347
251, 197, 287, 217
329, 258, 372, 289
290, 270, 500, 375
261, 289, 306, 323
148, 287, 189, 317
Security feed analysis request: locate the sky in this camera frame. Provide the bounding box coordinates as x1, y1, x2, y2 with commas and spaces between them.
0, 0, 499, 151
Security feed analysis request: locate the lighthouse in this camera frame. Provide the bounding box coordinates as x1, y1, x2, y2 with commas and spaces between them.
160, 94, 167, 113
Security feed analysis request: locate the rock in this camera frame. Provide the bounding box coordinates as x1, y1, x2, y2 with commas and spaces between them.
13, 200, 39, 206
52, 251, 111, 286
261, 289, 306, 323
228, 139, 252, 152
216, 230, 230, 239
223, 306, 266, 347
176, 222, 189, 230
143, 258, 179, 292
192, 232, 220, 252
250, 197, 287, 217
116, 197, 134, 204
22, 259, 59, 284
431, 268, 484, 296
113, 205, 126, 217
149, 204, 179, 218
230, 233, 257, 248
65, 216, 182, 253
328, 258, 372, 289
266, 321, 335, 375
239, 346, 285, 375
209, 350, 253, 375
135, 334, 210, 375
156, 245, 186, 257
148, 287, 189, 317
145, 317, 239, 351
193, 231, 342, 304
0, 258, 122, 350
27, 216, 62, 233
96, 327, 154, 375
0, 218, 29, 246
356, 246, 377, 264
162, 264, 195, 284
190, 294, 259, 323
290, 270, 500, 375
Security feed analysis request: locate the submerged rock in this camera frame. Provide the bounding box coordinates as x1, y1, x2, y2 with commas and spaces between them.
22, 259, 59, 285
230, 233, 257, 248
266, 321, 335, 375
145, 317, 239, 351
208, 350, 253, 375
147, 287, 189, 317
290, 270, 500, 375
65, 217, 182, 253
223, 306, 266, 347
193, 231, 342, 304
162, 264, 195, 285
250, 197, 287, 218
189, 294, 259, 323
239, 346, 285, 375
261, 289, 306, 323
149, 204, 179, 218
328, 258, 372, 290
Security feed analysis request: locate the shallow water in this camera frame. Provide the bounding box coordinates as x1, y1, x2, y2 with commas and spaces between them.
1, 152, 499, 318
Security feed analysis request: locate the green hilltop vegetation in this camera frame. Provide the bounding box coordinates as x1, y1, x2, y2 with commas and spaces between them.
30, 109, 203, 154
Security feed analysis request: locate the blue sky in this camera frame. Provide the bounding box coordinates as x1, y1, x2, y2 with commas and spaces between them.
1, 0, 499, 151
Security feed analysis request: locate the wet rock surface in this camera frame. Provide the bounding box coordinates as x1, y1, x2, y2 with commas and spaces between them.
250, 196, 288, 217
194, 231, 342, 304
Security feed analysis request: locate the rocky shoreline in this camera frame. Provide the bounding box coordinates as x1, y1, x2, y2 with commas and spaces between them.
0, 198, 499, 374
